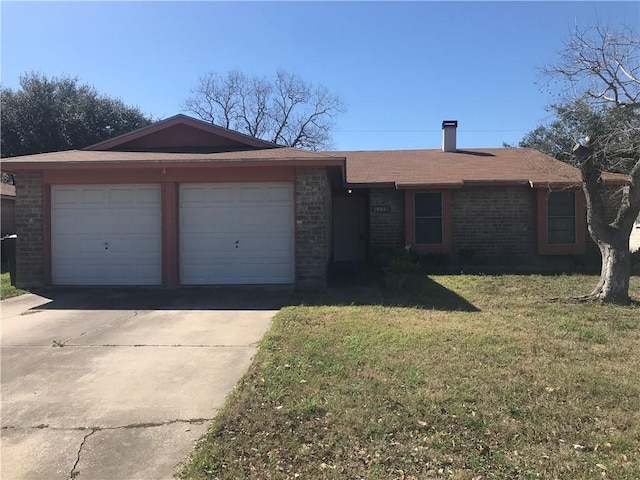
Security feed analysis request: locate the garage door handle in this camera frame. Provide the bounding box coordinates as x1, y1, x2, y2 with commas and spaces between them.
104, 242, 109, 250
235, 240, 239, 249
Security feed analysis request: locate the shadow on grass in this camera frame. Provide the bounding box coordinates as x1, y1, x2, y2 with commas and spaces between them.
289, 265, 479, 312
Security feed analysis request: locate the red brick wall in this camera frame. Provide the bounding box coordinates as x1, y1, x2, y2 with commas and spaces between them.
15, 171, 45, 288
366, 185, 594, 269
369, 188, 405, 247
295, 168, 331, 290
452, 187, 536, 261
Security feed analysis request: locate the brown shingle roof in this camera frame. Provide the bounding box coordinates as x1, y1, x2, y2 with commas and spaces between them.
333, 148, 585, 188
1, 148, 344, 167
2, 146, 627, 188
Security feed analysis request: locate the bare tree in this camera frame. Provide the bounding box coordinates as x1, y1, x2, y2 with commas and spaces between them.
535, 24, 640, 303
183, 69, 346, 150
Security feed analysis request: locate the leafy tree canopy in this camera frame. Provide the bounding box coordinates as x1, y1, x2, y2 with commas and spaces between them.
1, 72, 152, 158
519, 100, 639, 174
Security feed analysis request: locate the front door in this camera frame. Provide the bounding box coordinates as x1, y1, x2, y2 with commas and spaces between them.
333, 194, 367, 262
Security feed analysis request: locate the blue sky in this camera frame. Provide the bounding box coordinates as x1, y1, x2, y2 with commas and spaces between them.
1, 1, 638, 151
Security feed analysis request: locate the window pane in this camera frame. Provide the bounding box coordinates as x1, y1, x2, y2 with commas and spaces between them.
415, 193, 442, 217
548, 217, 575, 231
415, 218, 442, 244
548, 191, 576, 244
548, 192, 575, 217
549, 228, 576, 244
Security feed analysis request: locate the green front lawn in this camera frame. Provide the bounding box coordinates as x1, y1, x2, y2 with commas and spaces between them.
180, 274, 640, 479
0, 272, 26, 300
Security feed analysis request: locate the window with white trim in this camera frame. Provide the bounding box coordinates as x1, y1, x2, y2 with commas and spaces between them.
415, 192, 443, 244
547, 191, 576, 244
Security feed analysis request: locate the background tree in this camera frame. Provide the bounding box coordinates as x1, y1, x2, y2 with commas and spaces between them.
520, 24, 640, 303
1, 72, 152, 158
183, 69, 346, 150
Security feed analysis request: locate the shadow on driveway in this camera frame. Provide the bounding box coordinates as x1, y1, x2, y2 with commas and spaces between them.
29, 285, 295, 311
25, 267, 479, 313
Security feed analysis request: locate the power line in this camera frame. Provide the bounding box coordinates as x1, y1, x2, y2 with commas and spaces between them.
336, 129, 530, 133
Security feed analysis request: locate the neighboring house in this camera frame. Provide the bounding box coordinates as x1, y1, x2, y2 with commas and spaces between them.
631, 214, 640, 252
1, 182, 16, 236
0, 115, 628, 290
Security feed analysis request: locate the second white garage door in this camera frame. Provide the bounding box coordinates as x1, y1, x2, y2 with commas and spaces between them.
179, 183, 295, 284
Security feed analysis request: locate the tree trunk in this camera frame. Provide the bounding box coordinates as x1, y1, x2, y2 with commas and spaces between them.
573, 145, 639, 305
588, 240, 631, 304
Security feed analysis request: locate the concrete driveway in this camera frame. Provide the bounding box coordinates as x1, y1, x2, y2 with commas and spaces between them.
1, 287, 291, 480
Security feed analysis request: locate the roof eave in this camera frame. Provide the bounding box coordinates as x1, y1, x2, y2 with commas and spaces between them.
529, 180, 585, 189
2, 158, 346, 171
395, 181, 465, 189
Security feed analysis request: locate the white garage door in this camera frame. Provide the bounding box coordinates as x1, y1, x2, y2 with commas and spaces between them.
51, 185, 162, 285
180, 183, 295, 285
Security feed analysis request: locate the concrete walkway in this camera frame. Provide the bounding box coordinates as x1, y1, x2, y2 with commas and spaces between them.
1, 287, 290, 480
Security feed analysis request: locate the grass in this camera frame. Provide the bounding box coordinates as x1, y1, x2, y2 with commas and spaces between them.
0, 271, 26, 299
180, 274, 640, 480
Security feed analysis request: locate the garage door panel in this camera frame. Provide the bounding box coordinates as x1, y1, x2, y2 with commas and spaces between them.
109, 188, 135, 203
181, 234, 237, 256
181, 210, 234, 232
182, 186, 236, 204
51, 185, 161, 285
265, 207, 294, 229
182, 261, 235, 284
267, 235, 294, 253
240, 235, 292, 254
180, 183, 294, 285
238, 186, 264, 202
234, 206, 290, 231
134, 187, 161, 204
265, 185, 293, 202
79, 188, 107, 204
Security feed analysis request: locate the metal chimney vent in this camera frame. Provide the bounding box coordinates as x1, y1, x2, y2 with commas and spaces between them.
442, 120, 458, 152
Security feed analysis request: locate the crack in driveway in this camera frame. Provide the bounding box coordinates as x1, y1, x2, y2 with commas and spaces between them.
1, 289, 279, 479
62, 310, 142, 345
69, 428, 97, 479
2, 418, 214, 432
7, 419, 217, 480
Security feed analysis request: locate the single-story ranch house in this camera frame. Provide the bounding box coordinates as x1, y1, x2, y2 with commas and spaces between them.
1, 114, 631, 290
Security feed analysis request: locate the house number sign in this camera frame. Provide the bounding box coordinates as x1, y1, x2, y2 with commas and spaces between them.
371, 205, 390, 213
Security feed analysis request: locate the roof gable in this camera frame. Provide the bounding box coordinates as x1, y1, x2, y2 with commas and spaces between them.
85, 114, 280, 153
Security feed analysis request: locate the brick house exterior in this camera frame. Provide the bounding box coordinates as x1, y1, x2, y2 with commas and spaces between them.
365, 186, 585, 269
369, 188, 404, 248
295, 168, 333, 290
13, 171, 44, 286
451, 187, 535, 262
334, 121, 627, 270
2, 116, 630, 289
4, 116, 343, 290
